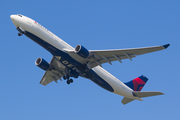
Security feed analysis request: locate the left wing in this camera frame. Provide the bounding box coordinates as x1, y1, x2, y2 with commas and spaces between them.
83, 44, 170, 68
40, 56, 66, 86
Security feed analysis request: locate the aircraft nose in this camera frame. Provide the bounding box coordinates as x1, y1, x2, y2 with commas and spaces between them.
10, 14, 19, 27
10, 15, 16, 21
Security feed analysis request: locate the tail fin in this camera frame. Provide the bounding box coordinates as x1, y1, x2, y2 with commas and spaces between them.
122, 75, 164, 105
124, 75, 148, 91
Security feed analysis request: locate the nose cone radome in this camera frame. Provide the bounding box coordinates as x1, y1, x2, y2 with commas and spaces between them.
10, 14, 19, 27
10, 15, 16, 21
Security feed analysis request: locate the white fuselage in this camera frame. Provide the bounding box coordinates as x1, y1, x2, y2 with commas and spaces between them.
10, 14, 141, 100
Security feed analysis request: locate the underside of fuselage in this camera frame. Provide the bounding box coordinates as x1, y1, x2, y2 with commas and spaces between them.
23, 30, 114, 92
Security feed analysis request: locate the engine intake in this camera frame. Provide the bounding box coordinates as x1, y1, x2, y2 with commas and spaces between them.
75, 45, 91, 58
35, 57, 50, 71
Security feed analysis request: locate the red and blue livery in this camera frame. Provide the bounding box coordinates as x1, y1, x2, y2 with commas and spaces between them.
125, 75, 148, 91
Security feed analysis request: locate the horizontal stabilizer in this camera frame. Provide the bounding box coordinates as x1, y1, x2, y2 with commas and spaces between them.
133, 91, 164, 98
121, 97, 135, 105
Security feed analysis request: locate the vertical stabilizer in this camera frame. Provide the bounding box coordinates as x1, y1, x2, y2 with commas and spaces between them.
125, 75, 148, 91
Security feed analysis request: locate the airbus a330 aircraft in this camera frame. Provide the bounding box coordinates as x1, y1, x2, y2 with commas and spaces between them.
10, 14, 170, 104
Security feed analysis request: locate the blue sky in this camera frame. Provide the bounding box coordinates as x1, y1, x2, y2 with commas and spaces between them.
0, 0, 179, 120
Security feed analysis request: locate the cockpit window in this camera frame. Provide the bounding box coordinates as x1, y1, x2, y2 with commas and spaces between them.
17, 14, 22, 17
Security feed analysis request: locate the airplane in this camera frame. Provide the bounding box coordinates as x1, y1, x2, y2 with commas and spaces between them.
10, 14, 170, 105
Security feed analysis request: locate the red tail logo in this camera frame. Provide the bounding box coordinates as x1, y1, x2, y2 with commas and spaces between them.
125, 75, 148, 91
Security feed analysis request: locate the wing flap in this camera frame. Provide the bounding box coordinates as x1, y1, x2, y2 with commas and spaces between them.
40, 71, 55, 86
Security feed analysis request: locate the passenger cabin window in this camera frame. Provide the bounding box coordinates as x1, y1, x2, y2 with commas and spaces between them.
17, 14, 22, 17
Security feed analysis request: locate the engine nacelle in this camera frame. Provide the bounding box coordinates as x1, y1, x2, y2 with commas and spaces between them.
75, 45, 90, 58
35, 57, 50, 71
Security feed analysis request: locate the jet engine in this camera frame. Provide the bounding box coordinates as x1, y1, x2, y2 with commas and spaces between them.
35, 57, 50, 71
75, 45, 93, 58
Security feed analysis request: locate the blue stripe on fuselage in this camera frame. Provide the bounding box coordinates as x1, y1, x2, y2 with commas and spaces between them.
25, 31, 82, 68
24, 31, 114, 92
88, 70, 114, 92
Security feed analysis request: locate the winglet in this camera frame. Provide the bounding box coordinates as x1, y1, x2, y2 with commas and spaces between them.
163, 44, 170, 49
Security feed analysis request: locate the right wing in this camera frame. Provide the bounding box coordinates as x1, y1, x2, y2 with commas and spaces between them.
40, 56, 66, 86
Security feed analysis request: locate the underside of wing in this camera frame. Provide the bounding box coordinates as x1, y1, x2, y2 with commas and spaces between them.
40, 56, 66, 86
86, 44, 170, 68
